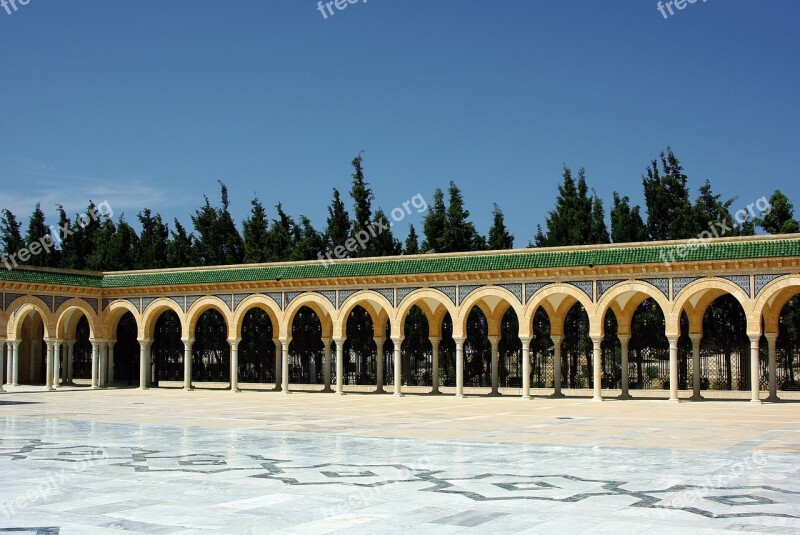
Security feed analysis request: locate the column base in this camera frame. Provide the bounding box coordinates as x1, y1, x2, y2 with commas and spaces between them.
282, 390, 292, 395
375, 387, 385, 394
230, 387, 241, 393
322, 387, 333, 393
668, 398, 680, 403
455, 393, 465, 399
618, 393, 632, 400
431, 389, 440, 395
592, 396, 603, 402
750, 399, 763, 404
690, 394, 704, 401
184, 386, 194, 392
521, 395, 532, 401
551, 392, 565, 399
766, 395, 780, 403
489, 391, 501, 397
335, 391, 345, 396
46, 386, 55, 392
140, 386, 149, 391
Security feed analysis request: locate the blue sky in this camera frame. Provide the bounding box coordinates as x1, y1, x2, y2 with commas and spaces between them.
1, 0, 798, 247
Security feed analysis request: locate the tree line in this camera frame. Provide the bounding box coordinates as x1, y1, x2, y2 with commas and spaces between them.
1, 148, 798, 272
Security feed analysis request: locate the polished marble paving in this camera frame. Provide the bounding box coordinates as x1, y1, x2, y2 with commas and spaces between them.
1, 388, 799, 533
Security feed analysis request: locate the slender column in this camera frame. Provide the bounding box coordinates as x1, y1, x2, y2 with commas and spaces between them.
12, 341, 20, 386
392, 337, 403, 397
322, 338, 332, 392
591, 336, 603, 402
521, 337, 531, 400
374, 337, 385, 393
183, 339, 194, 391
765, 333, 779, 402
273, 338, 282, 391
5, 340, 13, 387
281, 339, 290, 394
229, 339, 240, 392
668, 337, 679, 402
45, 340, 54, 391
619, 335, 631, 399
489, 336, 500, 396
91, 341, 100, 389
334, 338, 345, 395
0, 341, 5, 392
749, 336, 762, 404
98, 341, 107, 388
29, 341, 36, 383
552, 336, 563, 397
67, 340, 75, 384
430, 337, 441, 394
139, 339, 151, 390
53, 341, 62, 389
454, 337, 464, 398
107, 342, 115, 387
690, 334, 703, 401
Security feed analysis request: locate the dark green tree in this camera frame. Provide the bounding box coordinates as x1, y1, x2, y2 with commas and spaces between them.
589, 194, 610, 244
0, 209, 25, 265
421, 188, 446, 253
404, 224, 420, 255
757, 190, 800, 234
191, 196, 219, 266
610, 193, 647, 243
167, 220, 197, 268
324, 188, 351, 256
535, 167, 595, 247
266, 203, 297, 262
107, 216, 139, 270
292, 216, 325, 261
216, 181, 244, 265
487, 203, 514, 250
643, 147, 696, 240
137, 209, 169, 269
243, 197, 271, 263
441, 181, 485, 252
370, 208, 402, 256
87, 218, 117, 271
24, 203, 58, 267
349, 154, 374, 257
55, 205, 79, 270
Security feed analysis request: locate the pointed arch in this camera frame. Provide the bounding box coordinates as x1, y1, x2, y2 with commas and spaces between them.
594, 281, 670, 337
671, 278, 754, 336
185, 296, 233, 339
393, 288, 458, 339
337, 290, 395, 339
7, 295, 53, 339
281, 293, 335, 340
523, 283, 596, 338
102, 300, 143, 340
231, 294, 282, 340
456, 286, 524, 339
54, 298, 99, 340
142, 298, 187, 340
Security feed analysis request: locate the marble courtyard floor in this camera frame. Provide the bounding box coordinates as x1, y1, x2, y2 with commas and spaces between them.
1, 387, 799, 534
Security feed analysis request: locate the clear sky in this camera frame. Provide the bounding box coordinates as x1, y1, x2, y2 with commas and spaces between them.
1, 0, 798, 247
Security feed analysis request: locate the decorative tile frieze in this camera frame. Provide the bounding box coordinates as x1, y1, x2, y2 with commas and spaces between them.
723, 275, 751, 298
525, 283, 551, 303
102, 298, 114, 311
34, 295, 55, 312
213, 293, 233, 311
432, 286, 456, 305
499, 283, 523, 304
566, 281, 594, 301
141, 297, 157, 313
315, 290, 337, 309
266, 292, 283, 309
285, 292, 303, 308
641, 278, 669, 299
396, 287, 419, 305
458, 285, 481, 305
337, 290, 356, 308
672, 277, 700, 299
53, 295, 72, 312
169, 296, 185, 311
184, 295, 203, 312
754, 274, 784, 296
376, 288, 395, 307
597, 280, 624, 300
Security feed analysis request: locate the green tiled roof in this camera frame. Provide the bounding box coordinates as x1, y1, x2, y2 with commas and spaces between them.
1, 238, 799, 289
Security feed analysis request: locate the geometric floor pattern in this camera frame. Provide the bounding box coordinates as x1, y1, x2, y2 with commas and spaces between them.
2, 416, 800, 534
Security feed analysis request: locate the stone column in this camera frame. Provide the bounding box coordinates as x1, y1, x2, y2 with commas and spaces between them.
107, 341, 115, 387
45, 340, 54, 391
430, 337, 441, 395
273, 338, 282, 391
668, 337, 679, 402
690, 334, 703, 401
98, 341, 107, 388
392, 337, 403, 397
552, 336, 563, 397
454, 337, 464, 398
765, 333, 779, 402
619, 335, 631, 399
183, 339, 194, 391
281, 339, 290, 394
139, 339, 151, 390
374, 337, 385, 393
5, 340, 13, 387
67, 340, 75, 384
0, 341, 5, 392
334, 338, 345, 395
229, 339, 240, 392
489, 336, 500, 396
591, 336, 603, 402
12, 341, 20, 386
322, 338, 332, 392
91, 341, 101, 389
29, 341, 37, 383
749, 336, 762, 404
521, 337, 531, 400
53, 341, 62, 389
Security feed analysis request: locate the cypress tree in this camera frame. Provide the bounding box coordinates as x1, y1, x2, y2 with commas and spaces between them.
757, 190, 799, 234
610, 192, 647, 243
0, 209, 25, 265
404, 224, 420, 255
167, 219, 197, 268
421, 188, 446, 253
487, 203, 514, 250
350, 154, 374, 257
643, 147, 696, 240
324, 188, 351, 256
137, 209, 169, 269
243, 197, 271, 263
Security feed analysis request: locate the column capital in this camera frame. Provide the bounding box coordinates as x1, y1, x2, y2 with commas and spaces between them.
689, 333, 703, 343
590, 335, 603, 345
764, 332, 778, 343
617, 334, 631, 345
519, 336, 532, 345
487, 335, 500, 346
181, 337, 195, 345
390, 336, 403, 345
550, 334, 562, 345
278, 337, 292, 346
227, 338, 242, 347
667, 336, 679, 346
373, 337, 386, 345
137, 338, 152, 348
452, 336, 465, 344
428, 336, 442, 343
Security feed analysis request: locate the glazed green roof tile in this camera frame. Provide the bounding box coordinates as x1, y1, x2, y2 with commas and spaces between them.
1, 238, 799, 289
